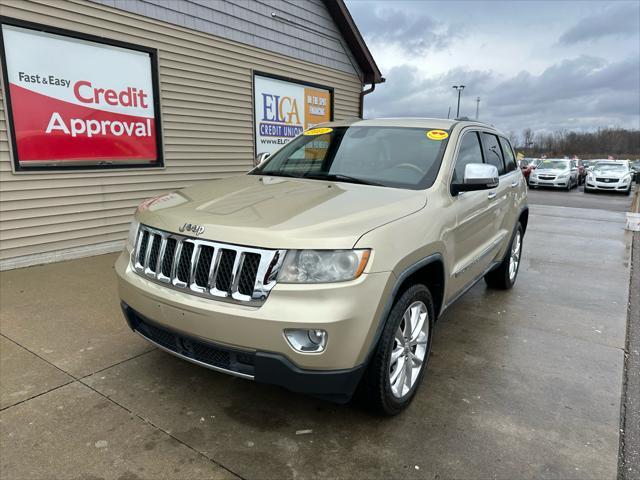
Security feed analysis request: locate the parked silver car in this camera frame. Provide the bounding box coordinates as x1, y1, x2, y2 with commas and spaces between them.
528, 159, 578, 190
585, 161, 633, 195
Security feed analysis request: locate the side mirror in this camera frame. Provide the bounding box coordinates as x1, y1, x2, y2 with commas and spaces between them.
255, 152, 270, 166
451, 163, 499, 195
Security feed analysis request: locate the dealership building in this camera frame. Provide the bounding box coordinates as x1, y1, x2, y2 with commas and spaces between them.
0, 0, 382, 270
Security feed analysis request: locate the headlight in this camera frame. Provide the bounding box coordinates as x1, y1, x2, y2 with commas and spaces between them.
277, 249, 370, 283
558, 172, 569, 178
126, 217, 140, 251
587, 172, 595, 179
621, 175, 631, 183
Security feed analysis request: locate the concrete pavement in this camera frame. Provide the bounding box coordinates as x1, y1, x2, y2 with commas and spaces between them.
0, 192, 633, 479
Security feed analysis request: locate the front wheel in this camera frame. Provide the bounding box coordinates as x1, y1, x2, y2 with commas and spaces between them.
485, 222, 523, 290
359, 284, 434, 415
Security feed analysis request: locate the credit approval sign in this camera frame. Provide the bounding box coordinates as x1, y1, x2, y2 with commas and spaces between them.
0, 21, 162, 170
253, 73, 332, 157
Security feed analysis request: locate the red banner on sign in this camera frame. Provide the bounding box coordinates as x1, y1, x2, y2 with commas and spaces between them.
9, 84, 157, 162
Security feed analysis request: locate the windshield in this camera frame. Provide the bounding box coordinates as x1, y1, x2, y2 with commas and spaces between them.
251, 126, 450, 189
537, 160, 570, 170
594, 163, 627, 172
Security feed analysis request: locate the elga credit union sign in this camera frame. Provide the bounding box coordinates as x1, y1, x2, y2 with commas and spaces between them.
0, 21, 162, 170
254, 73, 332, 156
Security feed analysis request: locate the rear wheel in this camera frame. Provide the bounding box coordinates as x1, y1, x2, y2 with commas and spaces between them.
485, 223, 523, 290
360, 284, 434, 415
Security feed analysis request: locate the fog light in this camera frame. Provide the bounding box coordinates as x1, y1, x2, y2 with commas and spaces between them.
284, 329, 328, 353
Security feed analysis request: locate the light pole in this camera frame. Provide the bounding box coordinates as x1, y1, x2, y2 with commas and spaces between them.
475, 96, 480, 119
452, 85, 465, 118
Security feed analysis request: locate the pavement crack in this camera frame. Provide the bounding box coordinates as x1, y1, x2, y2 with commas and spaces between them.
0, 379, 76, 412
0, 333, 79, 380
77, 346, 157, 381
78, 379, 247, 480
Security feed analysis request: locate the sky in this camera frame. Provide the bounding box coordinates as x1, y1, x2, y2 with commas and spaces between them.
346, 0, 640, 137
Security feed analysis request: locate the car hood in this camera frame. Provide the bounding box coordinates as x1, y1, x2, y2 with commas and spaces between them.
136, 174, 427, 249
591, 170, 627, 178
534, 168, 569, 175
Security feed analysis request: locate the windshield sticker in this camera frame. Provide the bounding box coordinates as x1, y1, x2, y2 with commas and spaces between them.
426, 130, 449, 140
303, 127, 333, 136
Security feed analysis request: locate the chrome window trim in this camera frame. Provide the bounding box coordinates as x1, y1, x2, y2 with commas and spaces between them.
132, 224, 286, 307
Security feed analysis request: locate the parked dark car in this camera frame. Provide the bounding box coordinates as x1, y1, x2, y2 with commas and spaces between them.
519, 158, 539, 184
578, 160, 596, 185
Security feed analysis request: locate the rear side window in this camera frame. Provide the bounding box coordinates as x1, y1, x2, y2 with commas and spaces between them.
499, 137, 517, 173
452, 131, 484, 183
482, 133, 505, 175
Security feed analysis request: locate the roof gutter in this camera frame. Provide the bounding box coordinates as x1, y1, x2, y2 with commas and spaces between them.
359, 79, 384, 118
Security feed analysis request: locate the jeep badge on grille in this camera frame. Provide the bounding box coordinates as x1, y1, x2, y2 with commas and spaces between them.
179, 223, 205, 236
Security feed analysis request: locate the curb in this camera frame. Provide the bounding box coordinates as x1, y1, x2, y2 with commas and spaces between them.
618, 230, 640, 480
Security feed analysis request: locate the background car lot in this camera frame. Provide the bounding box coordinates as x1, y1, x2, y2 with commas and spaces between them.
0, 185, 635, 479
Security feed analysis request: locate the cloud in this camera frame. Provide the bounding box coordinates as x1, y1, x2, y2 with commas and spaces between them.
363, 55, 640, 133
559, 3, 640, 44
347, 3, 463, 54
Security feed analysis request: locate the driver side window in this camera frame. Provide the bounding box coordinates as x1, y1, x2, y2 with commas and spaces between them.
452, 131, 484, 184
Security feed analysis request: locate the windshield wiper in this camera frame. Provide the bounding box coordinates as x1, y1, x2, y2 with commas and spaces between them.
256, 171, 305, 179
255, 171, 385, 187
307, 173, 385, 187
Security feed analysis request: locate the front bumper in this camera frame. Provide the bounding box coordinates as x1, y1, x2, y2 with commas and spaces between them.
528, 176, 570, 188
585, 179, 630, 191
115, 250, 394, 399
121, 303, 365, 402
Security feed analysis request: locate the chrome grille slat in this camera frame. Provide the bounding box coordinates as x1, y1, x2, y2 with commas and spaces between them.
170, 240, 183, 284
143, 233, 155, 273
189, 244, 201, 287
156, 236, 167, 276
132, 224, 285, 306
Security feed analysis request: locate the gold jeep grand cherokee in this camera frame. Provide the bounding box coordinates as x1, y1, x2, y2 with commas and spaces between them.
116, 118, 528, 414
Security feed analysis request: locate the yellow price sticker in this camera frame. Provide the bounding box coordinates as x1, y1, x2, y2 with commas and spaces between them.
303, 127, 333, 136
426, 129, 449, 140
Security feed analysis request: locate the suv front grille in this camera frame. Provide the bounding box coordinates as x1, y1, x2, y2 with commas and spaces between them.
132, 224, 285, 305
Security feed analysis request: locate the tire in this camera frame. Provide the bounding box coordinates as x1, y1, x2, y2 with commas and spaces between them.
485, 222, 523, 290
359, 284, 434, 415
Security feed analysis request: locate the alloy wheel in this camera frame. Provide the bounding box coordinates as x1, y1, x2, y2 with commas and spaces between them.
509, 231, 522, 281
389, 301, 429, 398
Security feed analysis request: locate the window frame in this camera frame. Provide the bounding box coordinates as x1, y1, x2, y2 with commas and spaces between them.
449, 129, 486, 189
479, 132, 506, 176
498, 136, 518, 173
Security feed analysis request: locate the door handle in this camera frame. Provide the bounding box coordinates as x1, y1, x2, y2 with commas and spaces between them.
487, 191, 497, 200
510, 180, 519, 188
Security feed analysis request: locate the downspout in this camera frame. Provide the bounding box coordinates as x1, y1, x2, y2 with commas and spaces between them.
359, 78, 384, 119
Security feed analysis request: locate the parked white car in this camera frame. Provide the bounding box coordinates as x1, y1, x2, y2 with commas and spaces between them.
528, 159, 579, 190
585, 161, 633, 195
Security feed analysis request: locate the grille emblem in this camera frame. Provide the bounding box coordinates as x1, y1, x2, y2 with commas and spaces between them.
179, 222, 205, 236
